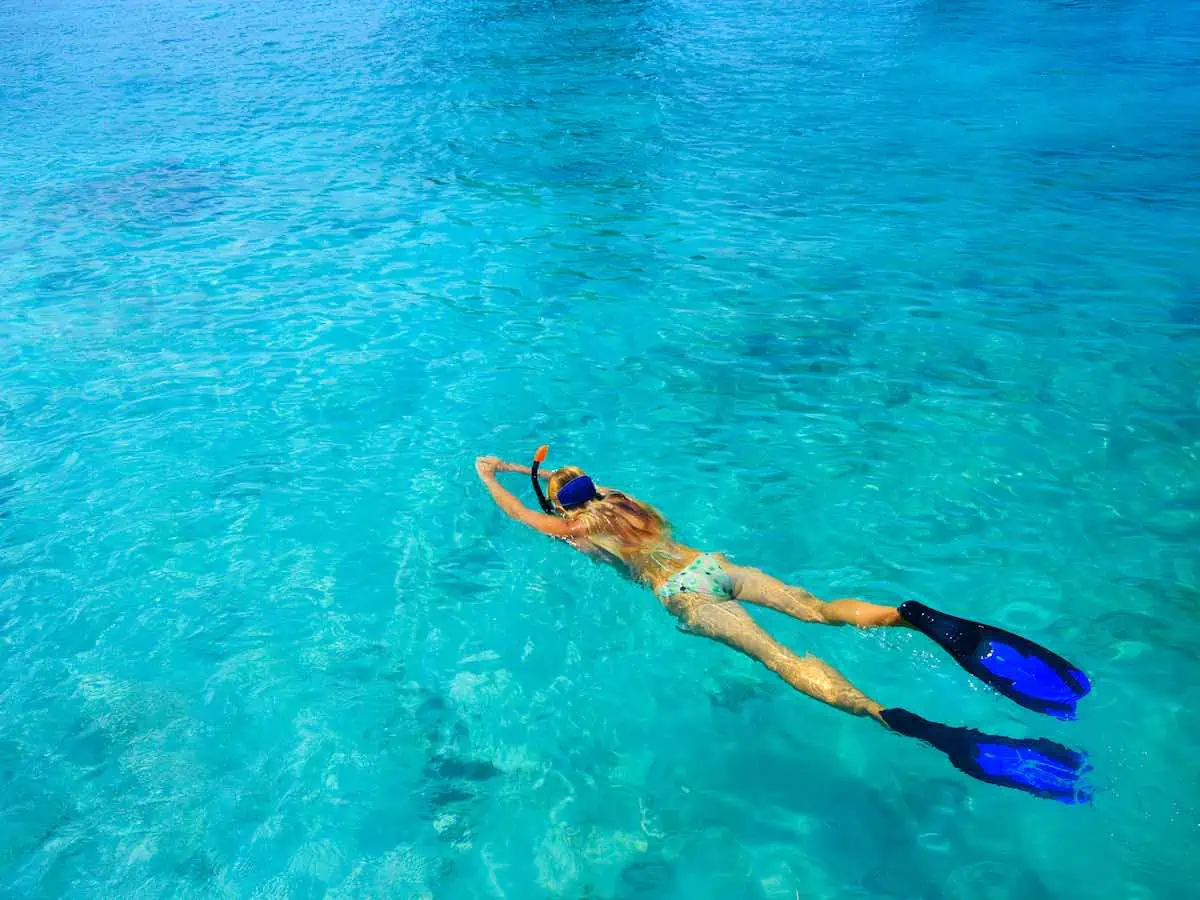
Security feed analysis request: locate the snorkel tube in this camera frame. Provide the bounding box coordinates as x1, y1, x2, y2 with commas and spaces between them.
531, 445, 554, 513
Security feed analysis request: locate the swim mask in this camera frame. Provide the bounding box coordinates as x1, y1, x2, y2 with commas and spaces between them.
529, 445, 601, 514
556, 475, 599, 509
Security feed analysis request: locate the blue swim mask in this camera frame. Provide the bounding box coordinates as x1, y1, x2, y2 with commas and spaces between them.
530, 445, 601, 514
556, 475, 599, 509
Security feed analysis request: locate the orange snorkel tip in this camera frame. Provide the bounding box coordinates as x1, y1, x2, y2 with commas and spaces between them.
534, 444, 549, 463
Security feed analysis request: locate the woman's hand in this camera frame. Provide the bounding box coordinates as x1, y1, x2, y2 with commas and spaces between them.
475, 456, 502, 478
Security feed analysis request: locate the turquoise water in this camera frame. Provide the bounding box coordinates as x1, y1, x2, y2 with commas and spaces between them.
2, 0, 1199, 895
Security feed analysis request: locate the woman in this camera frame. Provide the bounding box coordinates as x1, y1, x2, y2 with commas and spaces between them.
474, 451, 1093, 803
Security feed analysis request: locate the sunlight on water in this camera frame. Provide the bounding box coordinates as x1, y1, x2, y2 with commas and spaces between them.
1, 0, 1198, 896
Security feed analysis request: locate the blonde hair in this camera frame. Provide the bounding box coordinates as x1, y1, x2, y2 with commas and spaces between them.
547, 466, 670, 567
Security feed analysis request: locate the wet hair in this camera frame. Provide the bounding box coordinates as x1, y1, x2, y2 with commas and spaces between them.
547, 466, 669, 562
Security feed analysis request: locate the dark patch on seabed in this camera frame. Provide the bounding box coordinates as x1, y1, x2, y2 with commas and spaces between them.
418, 753, 498, 851
1168, 282, 1200, 328
210, 451, 292, 503
435, 543, 509, 600
708, 677, 777, 713
613, 853, 679, 899
425, 753, 502, 783
50, 161, 232, 230
0, 471, 18, 518
326, 640, 406, 685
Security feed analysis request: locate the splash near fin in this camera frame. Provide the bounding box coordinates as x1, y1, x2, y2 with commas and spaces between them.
881, 708, 1092, 804
899, 601, 1091, 719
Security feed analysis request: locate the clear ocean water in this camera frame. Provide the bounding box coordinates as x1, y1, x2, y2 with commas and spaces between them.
2, 0, 1198, 896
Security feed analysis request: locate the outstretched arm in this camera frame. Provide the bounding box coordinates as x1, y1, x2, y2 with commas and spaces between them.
475, 457, 576, 539
491, 459, 555, 480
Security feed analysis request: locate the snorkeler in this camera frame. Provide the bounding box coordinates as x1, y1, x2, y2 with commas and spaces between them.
475, 448, 1093, 803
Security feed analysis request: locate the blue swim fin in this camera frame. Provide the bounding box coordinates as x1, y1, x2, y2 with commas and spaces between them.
899, 601, 1091, 719
881, 708, 1092, 804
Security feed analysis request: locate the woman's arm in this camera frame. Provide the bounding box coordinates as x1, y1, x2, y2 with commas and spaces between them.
475, 457, 576, 538
493, 459, 554, 480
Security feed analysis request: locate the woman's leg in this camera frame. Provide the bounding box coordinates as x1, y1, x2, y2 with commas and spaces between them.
669, 594, 885, 720
726, 563, 906, 629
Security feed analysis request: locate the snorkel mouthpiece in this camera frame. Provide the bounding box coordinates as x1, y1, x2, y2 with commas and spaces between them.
531, 445, 554, 513
556, 475, 598, 509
